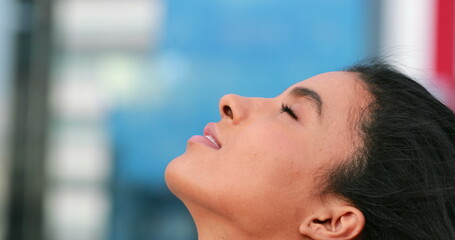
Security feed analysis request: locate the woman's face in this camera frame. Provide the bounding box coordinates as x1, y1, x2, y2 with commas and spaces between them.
165, 71, 371, 234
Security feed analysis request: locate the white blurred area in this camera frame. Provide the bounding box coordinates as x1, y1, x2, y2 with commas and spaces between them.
380, 0, 446, 101
55, 0, 164, 50
46, 0, 164, 239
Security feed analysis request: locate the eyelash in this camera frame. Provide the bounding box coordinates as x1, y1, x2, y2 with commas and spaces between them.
281, 103, 298, 120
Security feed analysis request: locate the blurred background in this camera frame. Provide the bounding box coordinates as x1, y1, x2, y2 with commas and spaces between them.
0, 0, 453, 239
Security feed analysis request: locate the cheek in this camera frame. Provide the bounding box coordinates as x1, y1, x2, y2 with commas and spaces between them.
222, 124, 313, 188
211, 127, 320, 221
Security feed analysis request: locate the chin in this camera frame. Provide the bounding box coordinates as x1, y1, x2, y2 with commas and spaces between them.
164, 156, 185, 197
166, 157, 219, 214
165, 154, 200, 202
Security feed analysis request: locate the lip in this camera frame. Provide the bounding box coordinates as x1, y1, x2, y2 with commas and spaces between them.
188, 122, 222, 149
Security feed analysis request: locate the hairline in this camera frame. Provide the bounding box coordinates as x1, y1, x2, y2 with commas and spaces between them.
314, 71, 376, 200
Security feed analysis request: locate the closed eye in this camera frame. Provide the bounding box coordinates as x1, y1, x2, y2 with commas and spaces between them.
281, 103, 298, 120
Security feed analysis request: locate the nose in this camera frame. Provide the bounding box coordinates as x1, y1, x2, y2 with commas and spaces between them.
219, 94, 251, 124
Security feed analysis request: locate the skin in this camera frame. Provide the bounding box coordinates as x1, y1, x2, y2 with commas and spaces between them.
165, 71, 371, 240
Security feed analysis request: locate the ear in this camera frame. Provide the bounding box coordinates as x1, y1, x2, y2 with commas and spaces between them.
299, 206, 364, 240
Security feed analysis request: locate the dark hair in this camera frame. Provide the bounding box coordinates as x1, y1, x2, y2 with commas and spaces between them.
326, 62, 455, 239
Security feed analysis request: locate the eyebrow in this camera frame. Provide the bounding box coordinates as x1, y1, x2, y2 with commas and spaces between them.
289, 87, 323, 116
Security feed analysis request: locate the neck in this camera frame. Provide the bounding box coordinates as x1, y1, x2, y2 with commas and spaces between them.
186, 203, 302, 240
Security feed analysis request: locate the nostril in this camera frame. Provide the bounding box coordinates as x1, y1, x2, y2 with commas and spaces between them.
223, 105, 233, 119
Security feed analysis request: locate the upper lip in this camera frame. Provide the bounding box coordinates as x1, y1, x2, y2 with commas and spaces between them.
204, 122, 222, 149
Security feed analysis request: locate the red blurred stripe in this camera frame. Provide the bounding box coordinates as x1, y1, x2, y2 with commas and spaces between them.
435, 0, 455, 108
435, 0, 453, 81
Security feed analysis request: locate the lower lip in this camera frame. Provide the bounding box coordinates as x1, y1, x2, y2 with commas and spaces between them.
188, 135, 220, 149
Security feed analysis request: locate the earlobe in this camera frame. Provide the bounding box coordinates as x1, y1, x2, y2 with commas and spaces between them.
299, 206, 365, 240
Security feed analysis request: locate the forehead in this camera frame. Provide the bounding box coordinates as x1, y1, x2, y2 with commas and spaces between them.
287, 71, 370, 113
287, 71, 372, 147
